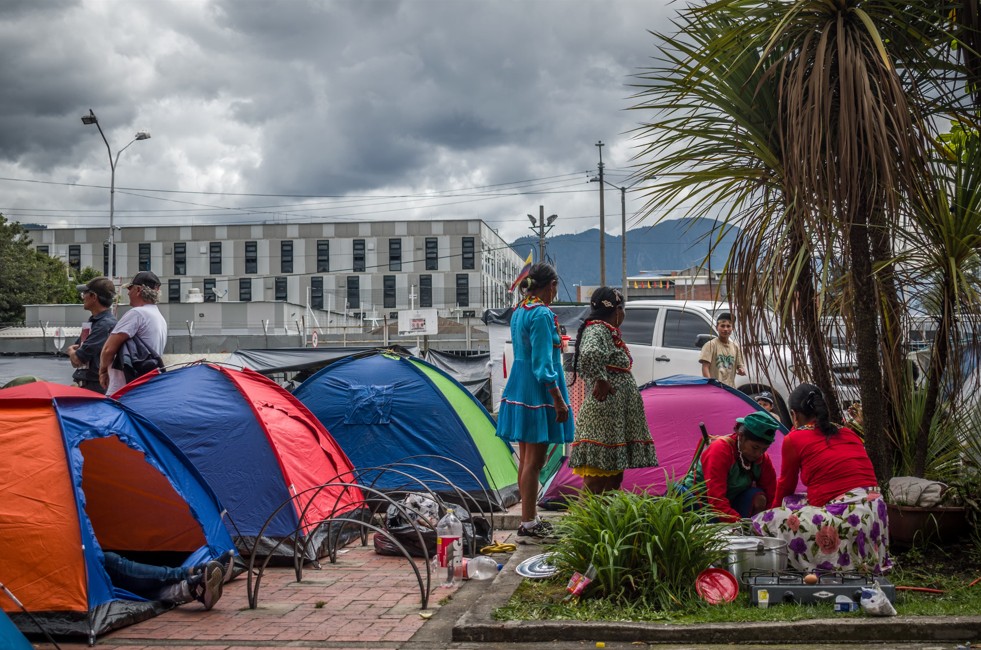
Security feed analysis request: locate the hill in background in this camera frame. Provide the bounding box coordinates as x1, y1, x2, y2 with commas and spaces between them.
509, 217, 738, 299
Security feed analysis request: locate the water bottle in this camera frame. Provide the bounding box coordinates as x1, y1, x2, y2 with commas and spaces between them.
435, 508, 464, 587
461, 555, 502, 580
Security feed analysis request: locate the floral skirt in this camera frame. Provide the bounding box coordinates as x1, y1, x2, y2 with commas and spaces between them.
751, 487, 892, 574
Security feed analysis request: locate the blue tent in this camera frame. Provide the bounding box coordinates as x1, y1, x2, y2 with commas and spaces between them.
0, 609, 32, 650
0, 383, 235, 642
293, 351, 519, 510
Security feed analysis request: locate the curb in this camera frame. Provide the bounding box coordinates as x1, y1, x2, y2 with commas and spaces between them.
452, 544, 981, 644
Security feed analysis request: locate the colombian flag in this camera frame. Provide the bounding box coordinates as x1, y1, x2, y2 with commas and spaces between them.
509, 251, 534, 292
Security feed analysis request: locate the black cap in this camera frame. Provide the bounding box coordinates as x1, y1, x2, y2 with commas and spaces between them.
124, 271, 161, 290
76, 276, 115, 302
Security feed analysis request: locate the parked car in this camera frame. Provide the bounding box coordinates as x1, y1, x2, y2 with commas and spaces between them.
620, 299, 860, 422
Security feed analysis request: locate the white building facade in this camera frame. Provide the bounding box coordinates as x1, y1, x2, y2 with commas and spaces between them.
32, 219, 522, 320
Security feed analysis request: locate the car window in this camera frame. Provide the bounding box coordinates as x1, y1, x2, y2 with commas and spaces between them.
663, 309, 714, 349
621, 308, 659, 347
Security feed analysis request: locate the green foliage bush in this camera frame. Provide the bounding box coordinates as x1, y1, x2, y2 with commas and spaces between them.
549, 490, 728, 610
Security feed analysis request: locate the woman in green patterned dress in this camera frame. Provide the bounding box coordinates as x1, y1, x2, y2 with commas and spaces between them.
568, 287, 658, 493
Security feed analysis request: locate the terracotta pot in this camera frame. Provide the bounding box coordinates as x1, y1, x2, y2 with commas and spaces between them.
886, 503, 970, 548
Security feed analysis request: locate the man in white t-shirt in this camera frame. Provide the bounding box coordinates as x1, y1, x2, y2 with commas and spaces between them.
698, 312, 745, 388
99, 271, 168, 396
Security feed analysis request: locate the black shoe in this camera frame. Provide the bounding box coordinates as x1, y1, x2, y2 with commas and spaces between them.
196, 560, 224, 610
516, 521, 558, 545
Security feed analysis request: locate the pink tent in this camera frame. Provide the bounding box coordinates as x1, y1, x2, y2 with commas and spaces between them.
538, 375, 790, 507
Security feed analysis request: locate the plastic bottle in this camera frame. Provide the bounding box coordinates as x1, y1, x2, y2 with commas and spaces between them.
461, 555, 502, 580
435, 508, 464, 587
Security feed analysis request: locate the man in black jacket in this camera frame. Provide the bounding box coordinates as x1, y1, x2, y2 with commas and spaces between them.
67, 277, 117, 394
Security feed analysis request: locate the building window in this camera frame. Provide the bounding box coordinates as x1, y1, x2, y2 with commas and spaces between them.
103, 243, 116, 276
68, 245, 81, 272
275, 276, 287, 301
462, 237, 475, 270
138, 243, 151, 272
168, 279, 181, 303
37, 245, 49, 256
239, 278, 252, 302
311, 276, 324, 309
316, 240, 329, 272
174, 242, 186, 276
281, 240, 293, 274
420, 274, 432, 308
389, 238, 401, 271
383, 275, 396, 309
245, 241, 257, 274
456, 274, 469, 307
204, 278, 216, 303
346, 276, 360, 309
425, 237, 438, 270
209, 242, 222, 275
353, 239, 365, 272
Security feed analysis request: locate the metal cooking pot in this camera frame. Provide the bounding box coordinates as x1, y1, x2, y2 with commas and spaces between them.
719, 535, 789, 583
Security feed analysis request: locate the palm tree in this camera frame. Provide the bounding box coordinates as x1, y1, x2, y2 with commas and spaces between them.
631, 0, 978, 482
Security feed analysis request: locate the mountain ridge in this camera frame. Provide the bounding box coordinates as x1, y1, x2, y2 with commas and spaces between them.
508, 217, 738, 296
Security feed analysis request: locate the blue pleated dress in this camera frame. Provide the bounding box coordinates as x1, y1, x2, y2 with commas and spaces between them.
495, 301, 575, 445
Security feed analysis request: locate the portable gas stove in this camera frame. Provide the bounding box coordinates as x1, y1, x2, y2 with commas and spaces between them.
743, 569, 896, 606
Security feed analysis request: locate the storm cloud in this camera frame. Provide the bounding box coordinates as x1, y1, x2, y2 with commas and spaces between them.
0, 0, 675, 241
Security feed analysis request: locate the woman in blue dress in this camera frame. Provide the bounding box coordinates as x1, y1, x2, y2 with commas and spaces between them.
496, 263, 573, 542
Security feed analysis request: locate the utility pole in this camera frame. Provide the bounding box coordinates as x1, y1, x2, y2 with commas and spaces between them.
596, 140, 606, 286
619, 185, 627, 300
527, 205, 558, 263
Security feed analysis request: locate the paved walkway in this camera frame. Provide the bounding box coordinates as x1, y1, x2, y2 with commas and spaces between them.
35, 537, 484, 649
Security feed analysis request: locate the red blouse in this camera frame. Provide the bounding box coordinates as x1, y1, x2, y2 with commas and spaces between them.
700, 434, 777, 523
772, 425, 877, 508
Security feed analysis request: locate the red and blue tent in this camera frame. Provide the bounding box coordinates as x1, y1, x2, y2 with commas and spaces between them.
116, 364, 364, 559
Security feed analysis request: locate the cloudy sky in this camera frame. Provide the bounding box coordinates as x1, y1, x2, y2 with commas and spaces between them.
0, 0, 679, 244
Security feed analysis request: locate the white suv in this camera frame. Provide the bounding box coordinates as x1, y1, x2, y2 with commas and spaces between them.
620, 299, 859, 419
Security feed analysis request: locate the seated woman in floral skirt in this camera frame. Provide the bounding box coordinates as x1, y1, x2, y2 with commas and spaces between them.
752, 383, 891, 574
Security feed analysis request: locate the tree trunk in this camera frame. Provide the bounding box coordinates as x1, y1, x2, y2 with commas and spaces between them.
914, 284, 954, 476
791, 229, 841, 423
847, 219, 891, 484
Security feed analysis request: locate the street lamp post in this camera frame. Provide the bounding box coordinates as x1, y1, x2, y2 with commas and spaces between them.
81, 109, 151, 288
590, 176, 628, 299
527, 205, 558, 263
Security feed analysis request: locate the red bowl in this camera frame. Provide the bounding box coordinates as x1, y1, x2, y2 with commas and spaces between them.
695, 568, 739, 604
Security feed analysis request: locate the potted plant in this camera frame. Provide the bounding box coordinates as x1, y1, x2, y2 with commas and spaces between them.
884, 386, 980, 547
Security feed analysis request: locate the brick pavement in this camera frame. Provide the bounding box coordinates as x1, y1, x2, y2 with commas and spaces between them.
33, 539, 484, 650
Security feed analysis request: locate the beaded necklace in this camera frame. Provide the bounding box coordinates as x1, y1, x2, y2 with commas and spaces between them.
519, 294, 562, 347
585, 319, 632, 371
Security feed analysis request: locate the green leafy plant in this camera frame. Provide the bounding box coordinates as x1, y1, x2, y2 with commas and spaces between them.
891, 385, 964, 482
549, 491, 727, 610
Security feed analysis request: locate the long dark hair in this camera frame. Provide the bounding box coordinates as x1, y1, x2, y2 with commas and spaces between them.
788, 383, 838, 440
517, 262, 558, 297
570, 286, 624, 386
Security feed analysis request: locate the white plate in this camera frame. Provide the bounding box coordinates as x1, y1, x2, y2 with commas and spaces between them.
515, 552, 559, 578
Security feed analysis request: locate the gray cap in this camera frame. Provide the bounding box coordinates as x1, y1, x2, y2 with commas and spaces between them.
76, 276, 115, 303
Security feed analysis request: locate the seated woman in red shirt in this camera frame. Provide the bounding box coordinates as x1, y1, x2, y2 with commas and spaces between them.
753, 383, 891, 574
680, 411, 778, 523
